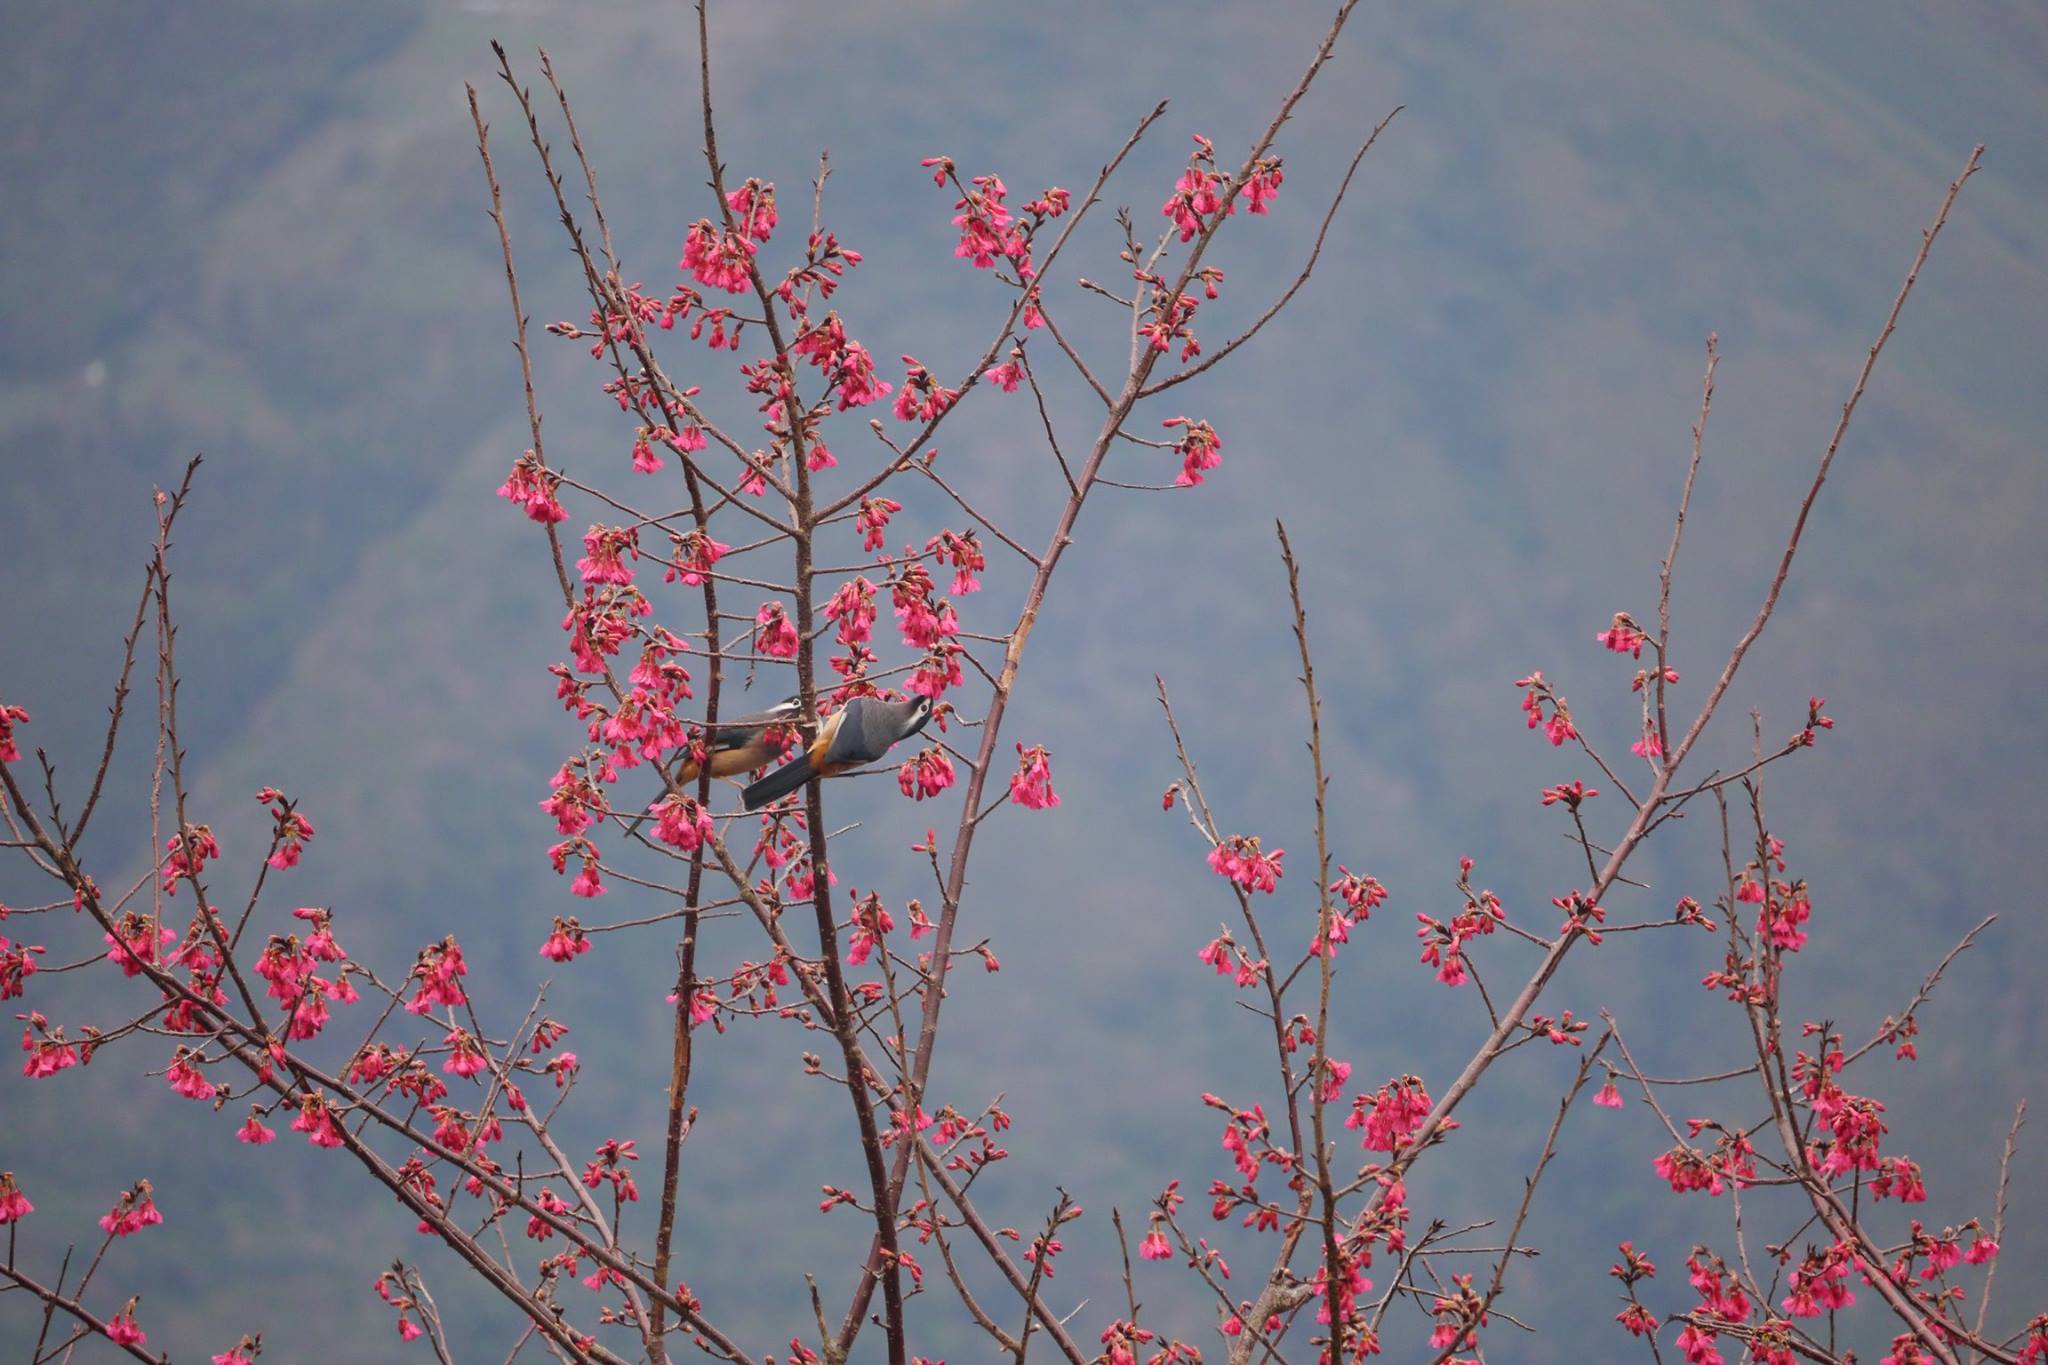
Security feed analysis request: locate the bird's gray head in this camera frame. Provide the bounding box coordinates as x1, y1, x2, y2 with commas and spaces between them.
900, 693, 934, 739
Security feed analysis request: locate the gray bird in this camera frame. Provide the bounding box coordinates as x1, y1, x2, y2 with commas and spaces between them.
743, 694, 934, 811
676, 696, 801, 783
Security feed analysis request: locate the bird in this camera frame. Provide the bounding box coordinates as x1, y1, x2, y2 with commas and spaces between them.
674, 696, 803, 784
742, 693, 934, 811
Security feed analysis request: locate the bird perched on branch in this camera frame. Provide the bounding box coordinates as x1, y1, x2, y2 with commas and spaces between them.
675, 696, 802, 784
743, 694, 934, 811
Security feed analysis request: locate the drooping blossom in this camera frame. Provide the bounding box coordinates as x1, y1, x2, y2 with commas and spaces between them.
825, 576, 877, 645
1008, 743, 1059, 810
1597, 612, 1646, 657
892, 355, 960, 424
406, 937, 469, 1014
725, 178, 778, 242
1208, 834, 1282, 893
497, 453, 568, 524
855, 497, 902, 552
665, 529, 729, 588
0, 1171, 32, 1223
166, 1048, 215, 1101
649, 793, 716, 853
540, 916, 589, 961
160, 823, 221, 895
99, 1181, 164, 1238
1345, 1075, 1433, 1153
754, 602, 800, 659
681, 218, 755, 293
1162, 416, 1222, 486
898, 747, 957, 802
107, 1306, 148, 1348
0, 702, 27, 763
926, 529, 985, 595
0, 935, 41, 1001
292, 1093, 347, 1149
906, 645, 965, 701
442, 1028, 490, 1079
577, 524, 641, 586
258, 787, 316, 869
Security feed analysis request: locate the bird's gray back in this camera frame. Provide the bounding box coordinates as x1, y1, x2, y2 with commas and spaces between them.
827, 696, 918, 765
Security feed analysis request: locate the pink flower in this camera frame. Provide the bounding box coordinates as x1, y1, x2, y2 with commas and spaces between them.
649, 793, 716, 852
1207, 835, 1283, 894
725, 178, 778, 242
754, 601, 800, 658
1138, 1229, 1171, 1261
99, 1183, 164, 1237
0, 702, 28, 764
292, 1094, 347, 1149
1161, 151, 1228, 243
1345, 1075, 1433, 1153
664, 530, 728, 587
540, 916, 593, 964
21, 1029, 79, 1079
166, 1050, 215, 1101
105, 919, 176, 976
826, 577, 878, 645
0, 935, 43, 1001
1881, 1334, 1929, 1365
1240, 159, 1284, 214
892, 565, 959, 649
1596, 614, 1645, 657
1330, 867, 1388, 916
856, 497, 902, 552
2016, 1316, 2048, 1365
907, 646, 965, 700
237, 1110, 277, 1145
1162, 416, 1222, 486
984, 360, 1023, 392
846, 891, 895, 966
1593, 1080, 1625, 1108
577, 524, 640, 586
944, 172, 1035, 274
1674, 1323, 1722, 1365
1615, 1303, 1657, 1337
159, 824, 221, 895
107, 1308, 147, 1347
1008, 743, 1060, 810
892, 356, 960, 424
831, 340, 893, 410
0, 1171, 32, 1223
260, 790, 316, 870
497, 453, 568, 524
407, 937, 469, 1014
681, 218, 755, 293
926, 530, 985, 596
442, 1028, 490, 1079
898, 747, 957, 802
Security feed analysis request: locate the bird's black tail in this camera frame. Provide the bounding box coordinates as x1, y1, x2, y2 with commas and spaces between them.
743, 753, 815, 811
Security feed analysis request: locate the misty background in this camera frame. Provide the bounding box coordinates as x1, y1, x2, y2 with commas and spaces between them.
2, 2, 2043, 1360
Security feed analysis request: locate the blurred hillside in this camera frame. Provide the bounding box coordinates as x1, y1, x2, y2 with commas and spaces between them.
2, 3, 2044, 1361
